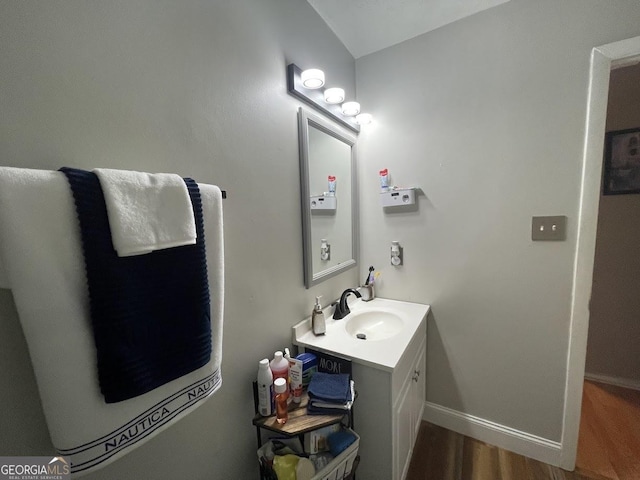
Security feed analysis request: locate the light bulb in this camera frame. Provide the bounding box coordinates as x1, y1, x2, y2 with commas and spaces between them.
324, 87, 345, 104
355, 113, 372, 125
342, 101, 361, 116
300, 69, 325, 89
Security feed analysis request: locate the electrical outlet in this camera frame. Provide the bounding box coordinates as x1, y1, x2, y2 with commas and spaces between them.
531, 216, 567, 241
390, 241, 403, 266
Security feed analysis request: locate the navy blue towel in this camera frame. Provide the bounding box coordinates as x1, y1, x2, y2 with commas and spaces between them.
328, 429, 357, 457
307, 372, 351, 403
60, 167, 212, 403
306, 403, 352, 416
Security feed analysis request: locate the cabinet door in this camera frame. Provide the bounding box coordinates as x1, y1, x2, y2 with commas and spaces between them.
394, 338, 427, 480
394, 378, 413, 480
411, 344, 426, 443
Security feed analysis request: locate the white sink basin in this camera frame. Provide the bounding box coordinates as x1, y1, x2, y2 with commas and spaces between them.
292, 297, 430, 371
345, 311, 404, 340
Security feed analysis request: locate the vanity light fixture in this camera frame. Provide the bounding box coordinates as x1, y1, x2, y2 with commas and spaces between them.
341, 101, 361, 116
300, 69, 325, 89
286, 63, 360, 133
355, 113, 373, 125
324, 87, 345, 104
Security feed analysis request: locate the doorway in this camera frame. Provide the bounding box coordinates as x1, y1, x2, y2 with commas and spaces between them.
575, 60, 640, 479
584, 61, 640, 389
561, 36, 640, 471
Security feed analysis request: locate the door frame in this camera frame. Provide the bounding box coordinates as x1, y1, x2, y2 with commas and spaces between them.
561, 35, 640, 470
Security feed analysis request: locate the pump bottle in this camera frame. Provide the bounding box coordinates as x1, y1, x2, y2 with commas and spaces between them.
311, 296, 326, 336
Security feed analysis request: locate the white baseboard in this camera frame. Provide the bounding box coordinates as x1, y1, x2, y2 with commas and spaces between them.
584, 372, 640, 391
422, 401, 562, 467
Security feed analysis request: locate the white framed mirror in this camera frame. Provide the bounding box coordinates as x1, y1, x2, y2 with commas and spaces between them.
298, 107, 358, 288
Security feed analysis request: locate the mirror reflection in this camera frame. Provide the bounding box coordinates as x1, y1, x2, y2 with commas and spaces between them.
299, 107, 358, 288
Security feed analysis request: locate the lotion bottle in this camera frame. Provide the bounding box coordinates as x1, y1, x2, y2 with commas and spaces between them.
274, 378, 289, 424
312, 296, 326, 336
257, 359, 273, 416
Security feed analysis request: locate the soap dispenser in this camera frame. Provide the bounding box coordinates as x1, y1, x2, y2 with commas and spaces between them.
311, 296, 326, 336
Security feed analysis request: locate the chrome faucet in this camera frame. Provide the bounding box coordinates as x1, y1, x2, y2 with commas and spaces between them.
332, 288, 362, 320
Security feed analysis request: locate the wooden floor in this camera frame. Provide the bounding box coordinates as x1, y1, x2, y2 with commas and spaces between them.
406, 380, 640, 480
575, 381, 640, 479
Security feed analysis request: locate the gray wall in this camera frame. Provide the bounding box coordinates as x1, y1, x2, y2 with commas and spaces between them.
586, 63, 640, 385
4, 0, 640, 476
356, 0, 640, 442
0, 1, 358, 479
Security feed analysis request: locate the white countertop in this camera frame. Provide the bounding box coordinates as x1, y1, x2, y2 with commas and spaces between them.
292, 297, 430, 372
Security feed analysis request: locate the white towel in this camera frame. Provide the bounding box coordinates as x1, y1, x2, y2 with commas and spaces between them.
92, 168, 197, 257
0, 167, 224, 477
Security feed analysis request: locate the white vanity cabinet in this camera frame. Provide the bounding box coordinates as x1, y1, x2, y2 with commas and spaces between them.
292, 298, 430, 480
393, 336, 426, 479
350, 315, 426, 480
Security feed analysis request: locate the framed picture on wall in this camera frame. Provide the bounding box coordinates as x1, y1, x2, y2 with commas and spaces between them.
603, 127, 640, 195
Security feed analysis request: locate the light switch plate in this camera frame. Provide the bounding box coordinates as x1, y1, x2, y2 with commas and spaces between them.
531, 216, 567, 241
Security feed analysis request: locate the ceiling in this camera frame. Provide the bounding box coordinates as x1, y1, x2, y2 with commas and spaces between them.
307, 0, 511, 59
